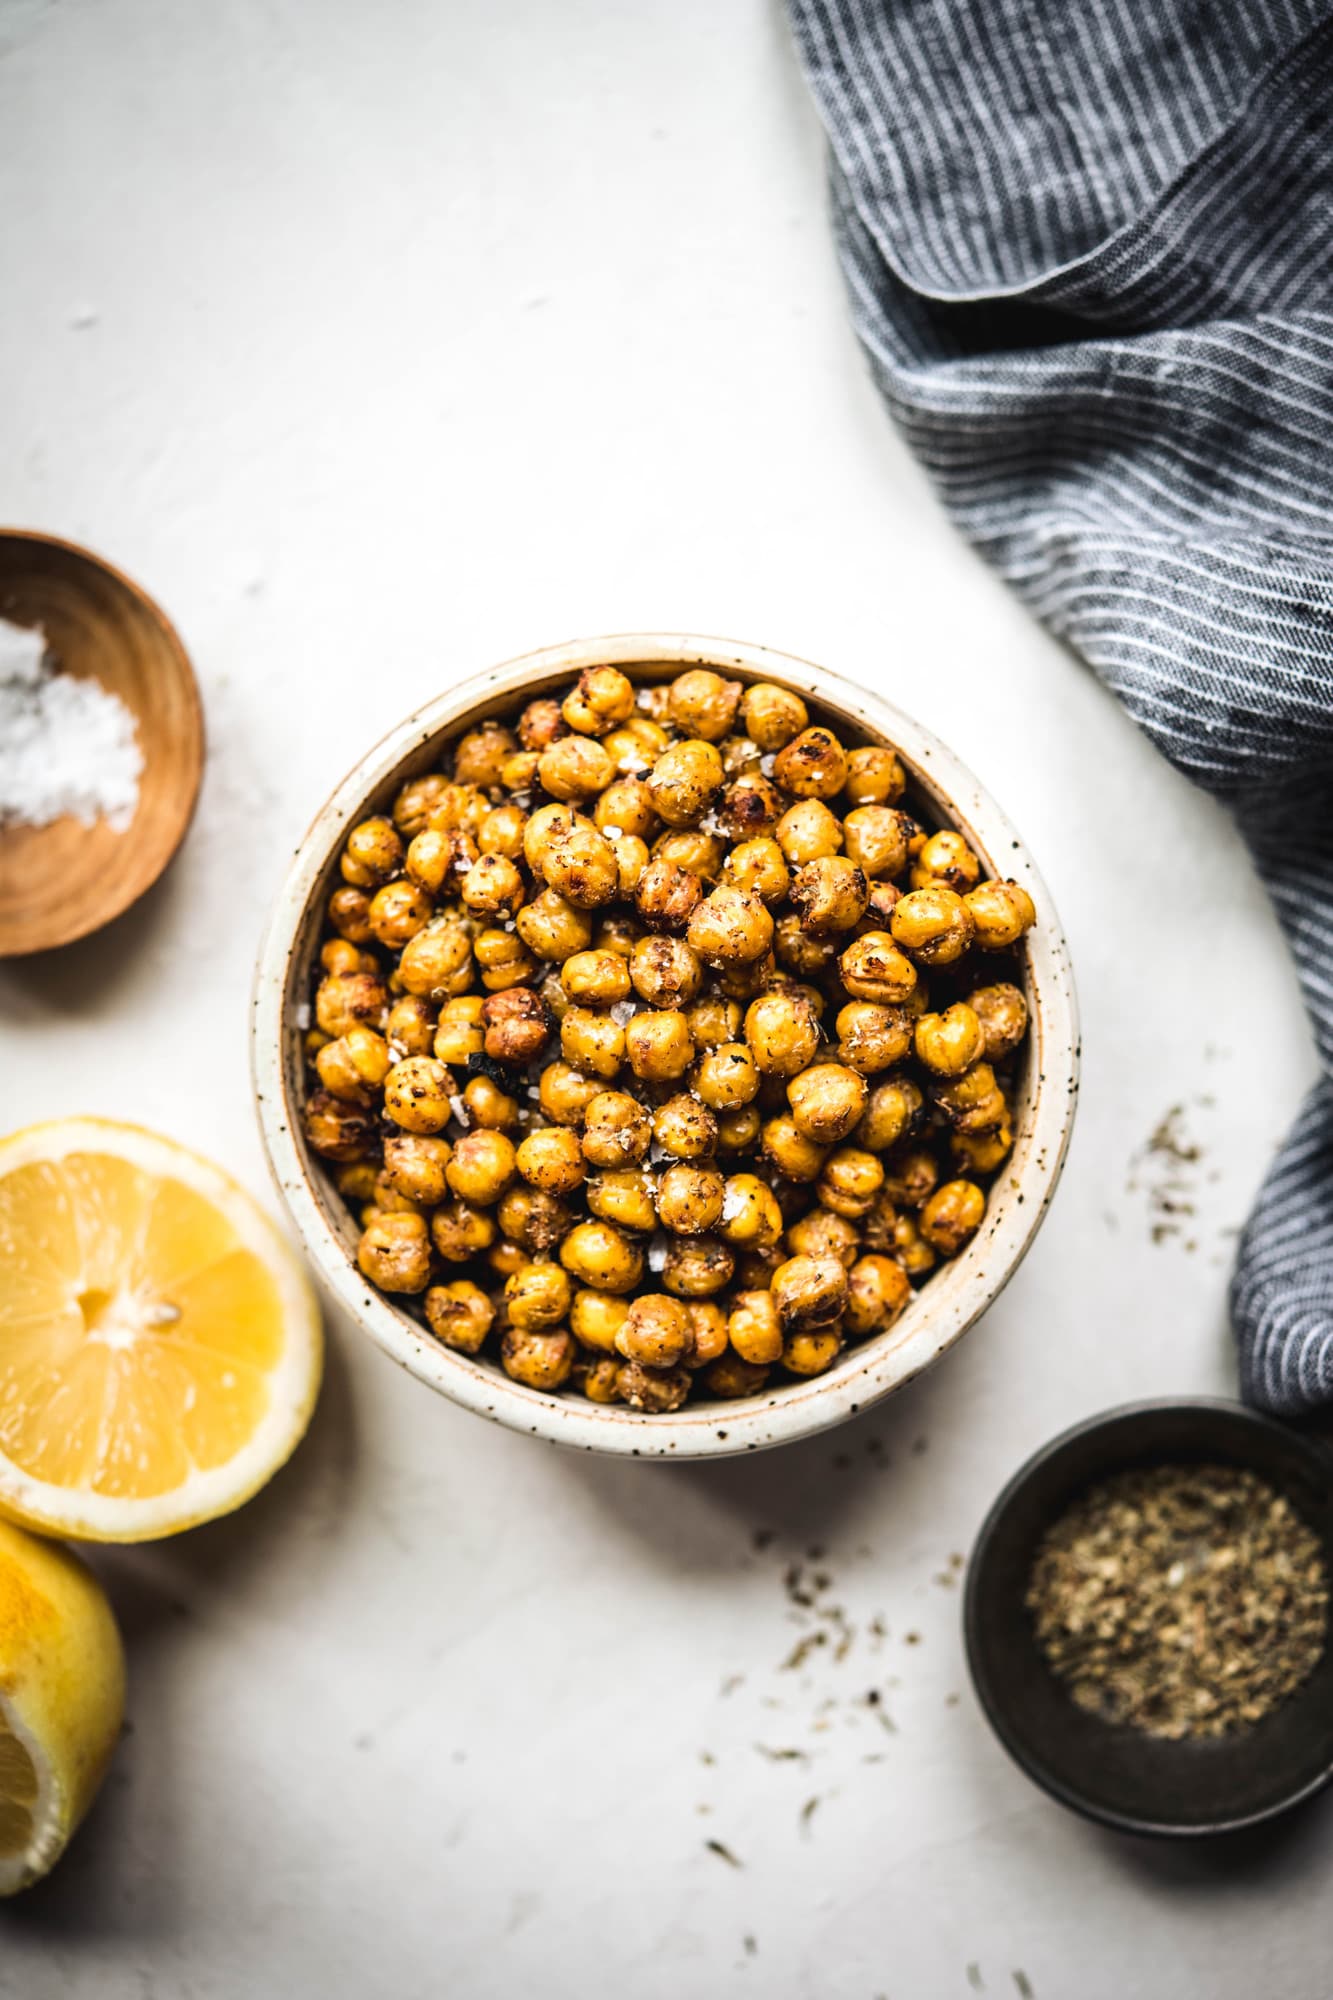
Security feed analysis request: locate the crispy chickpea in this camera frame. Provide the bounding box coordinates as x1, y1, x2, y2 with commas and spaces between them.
667, 668, 741, 742
320, 938, 373, 976
773, 725, 848, 800
383, 1056, 453, 1134
606, 831, 648, 897
855, 1076, 924, 1152
693, 1043, 759, 1114
392, 772, 449, 837
335, 1160, 380, 1205
482, 987, 550, 1065
519, 696, 568, 752
716, 1175, 783, 1249
327, 884, 375, 944
839, 932, 918, 1006
717, 1105, 762, 1152
424, 1280, 494, 1353
657, 1164, 724, 1235
655, 829, 726, 880
718, 953, 774, 1004
722, 835, 790, 905
517, 888, 593, 963
488, 1238, 530, 1280
616, 1360, 690, 1412
647, 738, 724, 827
817, 1147, 885, 1221
516, 1126, 585, 1195
316, 969, 389, 1038
734, 1245, 784, 1291
910, 830, 981, 895
303, 1088, 376, 1161
968, 982, 1028, 1061
505, 1261, 572, 1333
717, 773, 785, 843
426, 782, 488, 838
951, 1123, 1014, 1174
560, 1006, 625, 1081
728, 1290, 784, 1365
625, 1010, 694, 1082
743, 991, 819, 1078
538, 734, 615, 804
398, 918, 473, 1000
529, 808, 619, 908
742, 682, 808, 751
683, 1301, 728, 1368
653, 1095, 718, 1161
434, 1005, 484, 1066
428, 1201, 494, 1263
561, 949, 632, 1006
386, 993, 437, 1057
787, 1064, 868, 1145
891, 887, 975, 967
559, 1220, 644, 1293
563, 665, 635, 736
604, 716, 669, 773
835, 1001, 914, 1074
341, 815, 404, 889
463, 1076, 519, 1130
721, 734, 763, 777
581, 1090, 653, 1168
586, 1169, 658, 1234
539, 1061, 601, 1128
453, 723, 516, 788
460, 854, 524, 921
367, 879, 433, 950
502, 1327, 576, 1392
501, 750, 540, 792
782, 1328, 844, 1377
634, 856, 702, 933
479, 802, 528, 859
498, 1186, 575, 1254
920, 1179, 986, 1257
932, 1063, 1008, 1134
790, 856, 869, 936
630, 935, 703, 1008
775, 798, 842, 865
473, 927, 537, 993
845, 744, 905, 806
965, 879, 1037, 950
687, 995, 742, 1048
382, 1132, 452, 1205
881, 1145, 941, 1208
865, 880, 903, 928
446, 1129, 517, 1206
577, 1355, 623, 1402
845, 1254, 912, 1338
570, 1289, 630, 1355
842, 806, 911, 881
786, 1206, 860, 1267
684, 886, 772, 967
316, 1025, 392, 1104
594, 775, 657, 840
661, 1234, 734, 1297
616, 1292, 691, 1366
357, 1212, 432, 1293
772, 916, 838, 980
914, 1003, 984, 1078
771, 1254, 848, 1330
761, 1113, 828, 1182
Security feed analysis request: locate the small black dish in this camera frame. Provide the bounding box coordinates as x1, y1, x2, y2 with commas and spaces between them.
964, 1398, 1333, 1838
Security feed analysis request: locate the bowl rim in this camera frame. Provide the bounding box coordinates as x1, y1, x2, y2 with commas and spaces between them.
963, 1395, 1333, 1837
251, 632, 1080, 1458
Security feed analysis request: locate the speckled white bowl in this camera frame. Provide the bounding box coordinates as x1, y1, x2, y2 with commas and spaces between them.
252, 635, 1078, 1457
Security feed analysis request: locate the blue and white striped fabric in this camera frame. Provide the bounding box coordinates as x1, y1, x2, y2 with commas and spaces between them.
787, 0, 1333, 1414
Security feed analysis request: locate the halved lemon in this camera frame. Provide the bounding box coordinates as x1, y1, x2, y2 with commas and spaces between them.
0, 1119, 322, 1542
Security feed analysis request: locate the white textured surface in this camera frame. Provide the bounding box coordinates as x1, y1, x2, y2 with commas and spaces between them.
0, 3, 1324, 1995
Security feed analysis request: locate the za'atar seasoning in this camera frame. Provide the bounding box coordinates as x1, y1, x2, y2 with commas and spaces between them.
1025, 1463, 1329, 1741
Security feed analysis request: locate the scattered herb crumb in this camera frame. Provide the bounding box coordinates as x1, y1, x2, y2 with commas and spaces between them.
780, 1631, 827, 1672
705, 1839, 743, 1869
799, 1796, 820, 1837
967, 1965, 984, 1991
1013, 1975, 1034, 1999
754, 1744, 809, 1763
744, 1936, 757, 1958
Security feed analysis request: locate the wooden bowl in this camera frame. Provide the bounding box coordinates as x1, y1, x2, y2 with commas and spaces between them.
0, 531, 204, 957
252, 634, 1080, 1459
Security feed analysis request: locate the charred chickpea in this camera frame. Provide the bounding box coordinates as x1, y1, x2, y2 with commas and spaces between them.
786, 1206, 860, 1267
316, 968, 389, 1038
965, 879, 1037, 950
341, 815, 403, 888
479, 802, 528, 859
703, 1353, 770, 1398
771, 1254, 849, 1331
482, 987, 550, 1065
316, 1025, 392, 1104
742, 681, 808, 751
761, 1113, 829, 1183
787, 1063, 868, 1145
891, 886, 975, 967
634, 856, 702, 932
505, 1261, 572, 1333
914, 1003, 984, 1078
382, 1132, 452, 1205
516, 1125, 586, 1196
560, 1006, 625, 1081
782, 1327, 845, 1377
773, 725, 848, 800
910, 830, 981, 895
516, 888, 593, 963
817, 1146, 885, 1220
717, 773, 785, 842
728, 1290, 784, 1365
386, 994, 438, 1057
717, 1105, 762, 1152
497, 1186, 575, 1255
519, 696, 568, 752
327, 884, 375, 945
501, 1327, 576, 1392
561, 948, 632, 1006
594, 776, 657, 840
661, 1234, 735, 1298
855, 1076, 924, 1152
920, 1179, 986, 1256
843, 806, 912, 880
845, 744, 906, 807
581, 1090, 653, 1168
446, 1129, 518, 1206
653, 1094, 718, 1161
744, 990, 820, 1078
559, 1220, 644, 1294
647, 738, 724, 827
630, 935, 703, 1008
951, 1123, 1014, 1174
968, 981, 1028, 1061
357, 1213, 432, 1293
881, 1145, 941, 1209
723, 835, 790, 904
693, 1043, 759, 1113
687, 885, 774, 966
526, 807, 619, 908
775, 798, 843, 866
303, 1089, 377, 1161
616, 1360, 691, 1412
424, 1280, 494, 1353
463, 1074, 520, 1129
383, 1056, 453, 1134
625, 1010, 695, 1082
845, 1255, 912, 1338
570, 1289, 630, 1355
790, 856, 869, 936
461, 855, 525, 920
835, 1001, 914, 1075
562, 665, 636, 736
539, 1061, 602, 1128
865, 880, 903, 927
657, 1164, 725, 1235
538, 734, 615, 804
586, 1169, 658, 1234
666, 668, 742, 742
616, 1292, 691, 1366
430, 1200, 497, 1263
717, 1174, 783, 1250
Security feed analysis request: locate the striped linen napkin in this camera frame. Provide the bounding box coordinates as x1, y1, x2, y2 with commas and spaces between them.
787, 0, 1333, 1413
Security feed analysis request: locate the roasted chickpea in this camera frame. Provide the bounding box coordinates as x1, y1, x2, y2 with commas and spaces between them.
616, 1292, 691, 1366
881, 1145, 941, 1209
771, 1254, 848, 1330
563, 665, 635, 736
687, 996, 742, 1048
367, 879, 433, 950
570, 1289, 630, 1355
538, 1061, 601, 1127
844, 1254, 912, 1338
326, 884, 375, 945
502, 1327, 576, 1392
772, 725, 847, 800
657, 1164, 724, 1235
914, 1003, 984, 1077
817, 1146, 885, 1221
426, 782, 489, 838
721, 835, 789, 906
501, 750, 541, 792
743, 991, 818, 1078
560, 1006, 625, 1081
424, 1280, 494, 1353
683, 886, 771, 967
473, 927, 537, 992
772, 916, 838, 979
839, 932, 918, 1006
968, 982, 1028, 1061
383, 1055, 454, 1134
603, 716, 669, 774
532, 810, 619, 909
920, 1179, 986, 1256
716, 1175, 783, 1250
865, 880, 903, 927
717, 773, 785, 843
516, 888, 594, 963
728, 1289, 784, 1365
577, 1355, 624, 1402
392, 772, 449, 837
734, 1245, 785, 1291
488, 1238, 530, 1280
782, 1328, 844, 1377
335, 1159, 381, 1205
699, 1353, 768, 1397
655, 828, 726, 881
841, 806, 910, 881
445, 1129, 517, 1206
790, 856, 869, 936
834, 1002, 913, 1075
787, 1064, 868, 1145
426, 1200, 494, 1264
386, 993, 438, 1057
303, 1088, 377, 1161
560, 948, 632, 1006
775, 798, 842, 865
586, 1169, 658, 1234
653, 1095, 718, 1161
965, 879, 1037, 950
316, 969, 389, 1038
720, 734, 763, 777
717, 1105, 762, 1152
398, 918, 473, 1000
910, 830, 981, 895
616, 1360, 690, 1412
505, 1261, 572, 1333
463, 1075, 519, 1129
580, 1090, 653, 1168
845, 744, 905, 807
606, 831, 649, 897
380, 1131, 450, 1205
855, 1076, 924, 1152
786, 1206, 860, 1267
515, 1125, 585, 1196
479, 802, 528, 859
661, 1234, 734, 1298
647, 738, 724, 827
761, 1113, 828, 1182
341, 815, 404, 889
594, 775, 657, 840
482, 987, 551, 1065
691, 1043, 759, 1115
625, 1010, 694, 1082
460, 854, 524, 920
519, 696, 568, 752
662, 668, 738, 742
320, 937, 375, 976
357, 1213, 432, 1293
538, 734, 615, 804
434, 1002, 484, 1066
498, 1186, 575, 1254
742, 682, 808, 751
683, 1301, 728, 1368
891, 887, 975, 967
634, 856, 702, 932
559, 1219, 644, 1293
453, 723, 516, 788
315, 1025, 392, 1104
630, 935, 703, 1008
932, 1063, 1008, 1134
951, 1123, 1014, 1174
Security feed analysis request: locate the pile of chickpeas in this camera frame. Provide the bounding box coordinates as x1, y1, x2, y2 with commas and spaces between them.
301, 665, 1035, 1413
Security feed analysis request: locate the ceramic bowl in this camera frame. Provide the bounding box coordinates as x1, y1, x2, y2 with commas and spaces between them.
252, 634, 1079, 1457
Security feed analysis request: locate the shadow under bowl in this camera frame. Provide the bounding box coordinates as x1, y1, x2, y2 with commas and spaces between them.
964, 1398, 1333, 1837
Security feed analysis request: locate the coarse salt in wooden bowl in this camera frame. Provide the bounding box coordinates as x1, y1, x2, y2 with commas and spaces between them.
251, 634, 1079, 1458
